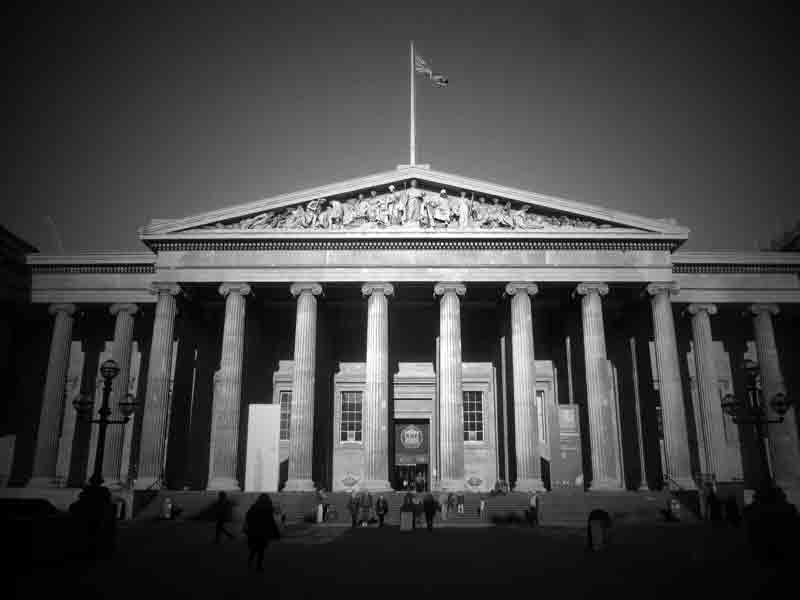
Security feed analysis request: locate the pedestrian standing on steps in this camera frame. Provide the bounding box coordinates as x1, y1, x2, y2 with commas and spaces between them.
375, 494, 389, 527
348, 489, 359, 528
244, 494, 281, 572
213, 491, 235, 543
456, 489, 465, 514
438, 490, 449, 521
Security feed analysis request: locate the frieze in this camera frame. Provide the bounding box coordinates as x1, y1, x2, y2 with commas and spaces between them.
149, 239, 681, 252
190, 181, 613, 233
31, 263, 156, 274
673, 263, 800, 274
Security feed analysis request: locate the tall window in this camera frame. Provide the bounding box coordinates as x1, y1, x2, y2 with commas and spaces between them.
341, 391, 363, 442
536, 389, 547, 443
463, 391, 484, 441
279, 391, 291, 441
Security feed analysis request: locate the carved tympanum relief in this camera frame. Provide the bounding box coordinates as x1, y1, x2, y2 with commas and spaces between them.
193, 180, 612, 232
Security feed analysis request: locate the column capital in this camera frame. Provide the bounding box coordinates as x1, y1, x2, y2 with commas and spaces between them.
686, 303, 717, 317
646, 282, 679, 297
361, 282, 394, 298
505, 282, 539, 297
219, 282, 252, 298
48, 303, 76, 316
290, 282, 323, 297
109, 303, 139, 317
149, 282, 182, 297
433, 282, 466, 297
574, 282, 609, 298
748, 303, 780, 317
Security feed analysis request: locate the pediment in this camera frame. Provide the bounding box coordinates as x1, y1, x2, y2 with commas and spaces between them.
140, 166, 688, 243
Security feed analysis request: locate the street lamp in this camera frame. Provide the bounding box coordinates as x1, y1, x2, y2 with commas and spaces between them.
73, 358, 138, 487
721, 359, 793, 493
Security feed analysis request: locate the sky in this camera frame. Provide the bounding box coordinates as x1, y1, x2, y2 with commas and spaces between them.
3, 1, 797, 254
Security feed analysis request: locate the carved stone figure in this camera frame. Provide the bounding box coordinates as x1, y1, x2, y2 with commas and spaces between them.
405, 180, 423, 224
456, 191, 471, 228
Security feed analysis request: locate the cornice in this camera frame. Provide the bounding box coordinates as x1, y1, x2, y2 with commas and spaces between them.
672, 251, 800, 274
27, 252, 156, 274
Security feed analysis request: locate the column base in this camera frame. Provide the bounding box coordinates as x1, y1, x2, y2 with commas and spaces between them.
637, 482, 650, 491
514, 478, 546, 493
133, 476, 162, 490
283, 478, 315, 492
438, 478, 466, 492
27, 476, 61, 489
588, 478, 625, 491
359, 479, 393, 493
206, 477, 241, 491
664, 477, 696, 491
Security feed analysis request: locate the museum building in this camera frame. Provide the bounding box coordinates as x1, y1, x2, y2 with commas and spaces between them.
1, 165, 799, 509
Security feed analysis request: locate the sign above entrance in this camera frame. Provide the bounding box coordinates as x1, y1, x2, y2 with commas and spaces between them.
395, 423, 429, 465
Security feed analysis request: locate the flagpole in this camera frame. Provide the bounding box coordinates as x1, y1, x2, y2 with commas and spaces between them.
410, 40, 415, 166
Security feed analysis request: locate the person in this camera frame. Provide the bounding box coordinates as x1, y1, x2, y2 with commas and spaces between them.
422, 492, 438, 532
447, 492, 455, 517
478, 494, 486, 520
316, 486, 328, 522
438, 491, 449, 521
415, 472, 425, 492
358, 488, 373, 527
375, 494, 389, 527
213, 491, 235, 543
527, 491, 539, 526
69, 485, 117, 558
244, 494, 281, 572
413, 492, 423, 527
348, 490, 359, 528
456, 489, 465, 514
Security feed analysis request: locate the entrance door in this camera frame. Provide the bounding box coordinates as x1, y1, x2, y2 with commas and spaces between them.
394, 421, 430, 490
394, 464, 429, 491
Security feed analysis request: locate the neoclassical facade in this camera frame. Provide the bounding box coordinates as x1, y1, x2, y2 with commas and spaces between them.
3, 166, 799, 505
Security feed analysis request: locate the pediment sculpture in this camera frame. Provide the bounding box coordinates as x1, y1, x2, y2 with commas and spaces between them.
196, 180, 611, 232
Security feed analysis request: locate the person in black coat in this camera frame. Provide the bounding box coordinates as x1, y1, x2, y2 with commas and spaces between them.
422, 492, 438, 532
244, 494, 281, 572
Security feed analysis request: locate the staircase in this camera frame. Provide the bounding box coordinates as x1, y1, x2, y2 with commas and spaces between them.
132, 490, 315, 524
537, 489, 686, 527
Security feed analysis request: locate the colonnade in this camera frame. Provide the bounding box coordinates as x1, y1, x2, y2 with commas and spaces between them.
27, 281, 799, 493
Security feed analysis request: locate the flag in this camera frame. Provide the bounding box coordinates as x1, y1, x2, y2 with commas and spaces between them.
415, 53, 448, 87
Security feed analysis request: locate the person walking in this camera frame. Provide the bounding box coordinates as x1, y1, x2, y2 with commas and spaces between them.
375, 494, 389, 527
422, 492, 438, 532
213, 491, 235, 543
244, 494, 281, 572
348, 489, 359, 528
438, 490, 449, 522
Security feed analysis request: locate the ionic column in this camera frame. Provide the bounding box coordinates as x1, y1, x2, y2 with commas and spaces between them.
749, 304, 800, 489
103, 303, 138, 487
434, 282, 466, 491
136, 283, 180, 490
207, 283, 251, 490
505, 282, 544, 492
686, 303, 728, 481
29, 303, 76, 488
361, 282, 394, 491
284, 282, 322, 492
575, 283, 623, 489
647, 283, 693, 489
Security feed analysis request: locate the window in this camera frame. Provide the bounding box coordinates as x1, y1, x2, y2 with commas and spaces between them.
279, 391, 291, 441
340, 391, 363, 442
463, 391, 483, 441
536, 389, 547, 443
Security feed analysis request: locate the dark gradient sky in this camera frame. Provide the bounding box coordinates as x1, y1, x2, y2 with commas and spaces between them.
4, 2, 797, 254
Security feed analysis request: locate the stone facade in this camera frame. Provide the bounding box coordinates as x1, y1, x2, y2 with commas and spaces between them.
4, 166, 799, 508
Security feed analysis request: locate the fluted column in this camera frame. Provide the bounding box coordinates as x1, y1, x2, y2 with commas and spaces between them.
749, 304, 800, 489
647, 283, 693, 489
285, 282, 322, 492
207, 283, 251, 490
29, 303, 76, 488
136, 283, 180, 490
575, 283, 623, 489
102, 303, 138, 487
505, 282, 544, 492
434, 282, 466, 491
361, 282, 394, 491
687, 303, 728, 481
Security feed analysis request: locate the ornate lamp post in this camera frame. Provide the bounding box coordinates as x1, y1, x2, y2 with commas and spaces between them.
721, 359, 792, 494
73, 359, 138, 487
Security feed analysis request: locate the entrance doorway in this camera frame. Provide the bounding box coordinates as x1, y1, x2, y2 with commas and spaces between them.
394, 464, 429, 491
